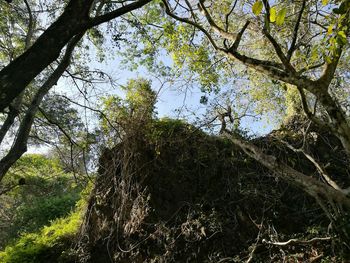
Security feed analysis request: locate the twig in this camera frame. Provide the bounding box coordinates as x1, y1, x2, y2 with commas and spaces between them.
262, 236, 332, 246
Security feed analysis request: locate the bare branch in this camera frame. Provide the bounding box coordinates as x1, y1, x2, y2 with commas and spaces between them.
297, 86, 335, 133
263, 236, 332, 246
222, 130, 350, 209
263, 29, 295, 72
37, 107, 78, 147
23, 0, 34, 48
225, 0, 238, 32
280, 139, 350, 194
287, 0, 306, 61
229, 21, 250, 52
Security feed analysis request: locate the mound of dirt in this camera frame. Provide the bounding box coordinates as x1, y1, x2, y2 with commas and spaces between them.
77, 119, 346, 262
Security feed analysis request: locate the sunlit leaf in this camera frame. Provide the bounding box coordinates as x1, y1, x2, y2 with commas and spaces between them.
337, 30, 348, 44
327, 24, 333, 35
270, 7, 276, 22
276, 8, 287, 26
252, 1, 263, 16
338, 30, 347, 39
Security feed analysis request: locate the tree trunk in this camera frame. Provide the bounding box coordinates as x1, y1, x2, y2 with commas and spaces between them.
0, 0, 94, 112
0, 0, 153, 112
316, 91, 350, 156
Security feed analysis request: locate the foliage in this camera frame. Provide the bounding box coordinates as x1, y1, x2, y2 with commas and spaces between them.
117, 0, 350, 125
1, 0, 350, 261
0, 154, 83, 248
0, 210, 82, 263
99, 78, 157, 146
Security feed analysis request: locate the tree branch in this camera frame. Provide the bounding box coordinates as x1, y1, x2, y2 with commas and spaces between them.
23, 0, 34, 48
262, 236, 332, 246
162, 0, 219, 50
287, 0, 306, 61
280, 139, 350, 194
262, 29, 295, 72
296, 86, 335, 133
87, 0, 153, 28
0, 0, 36, 145
197, 0, 238, 42
222, 130, 350, 209
229, 21, 250, 52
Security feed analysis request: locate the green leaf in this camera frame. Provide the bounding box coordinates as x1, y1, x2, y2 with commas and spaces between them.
276, 8, 287, 26
325, 56, 332, 64
270, 7, 276, 22
252, 1, 263, 16
337, 30, 348, 44
322, 0, 329, 6
338, 30, 347, 39
327, 24, 333, 35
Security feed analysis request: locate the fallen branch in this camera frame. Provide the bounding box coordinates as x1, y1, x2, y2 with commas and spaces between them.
262, 236, 332, 246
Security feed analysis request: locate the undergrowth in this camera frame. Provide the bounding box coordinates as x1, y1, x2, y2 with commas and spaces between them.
0, 185, 91, 263
0, 211, 81, 263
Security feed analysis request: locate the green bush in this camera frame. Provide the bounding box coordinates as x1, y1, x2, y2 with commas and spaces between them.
0, 154, 83, 247
0, 211, 81, 263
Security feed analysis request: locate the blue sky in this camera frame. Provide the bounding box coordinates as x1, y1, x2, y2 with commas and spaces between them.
27, 24, 277, 154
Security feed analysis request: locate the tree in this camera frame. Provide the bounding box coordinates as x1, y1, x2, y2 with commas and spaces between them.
0, 0, 154, 182
162, 0, 350, 151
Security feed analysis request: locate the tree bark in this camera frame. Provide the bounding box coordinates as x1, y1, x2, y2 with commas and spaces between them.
316, 91, 350, 155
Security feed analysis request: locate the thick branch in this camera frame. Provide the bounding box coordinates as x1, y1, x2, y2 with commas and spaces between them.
223, 50, 315, 88
0, 106, 19, 144
0, 1, 37, 145
88, 0, 153, 28
316, 4, 349, 88
317, 53, 342, 89
280, 139, 350, 194
222, 131, 350, 210
0, 0, 94, 112
197, 0, 238, 42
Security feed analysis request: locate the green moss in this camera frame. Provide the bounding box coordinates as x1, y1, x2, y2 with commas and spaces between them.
148, 118, 201, 142
0, 210, 81, 263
